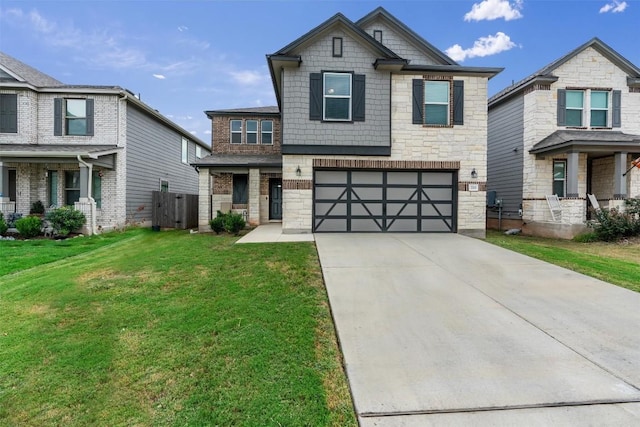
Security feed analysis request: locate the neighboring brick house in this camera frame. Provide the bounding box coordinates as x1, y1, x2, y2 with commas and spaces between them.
0, 51, 210, 234
487, 38, 640, 238
194, 107, 282, 229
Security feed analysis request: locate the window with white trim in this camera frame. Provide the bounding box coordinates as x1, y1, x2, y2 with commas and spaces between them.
565, 90, 584, 127
261, 120, 273, 144
553, 160, 567, 197
196, 145, 203, 159
590, 91, 609, 127
424, 81, 450, 126
230, 120, 242, 144
66, 99, 88, 135
246, 120, 258, 144
323, 72, 352, 121
559, 88, 618, 128
181, 138, 188, 163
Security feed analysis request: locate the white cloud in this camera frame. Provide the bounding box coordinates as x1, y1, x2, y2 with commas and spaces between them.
464, 0, 523, 22
229, 70, 268, 85
599, 1, 628, 13
153, 74, 166, 79
178, 25, 188, 32
446, 32, 517, 62
204, 130, 212, 135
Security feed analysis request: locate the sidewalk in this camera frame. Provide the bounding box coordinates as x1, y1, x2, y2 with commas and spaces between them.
235, 223, 315, 243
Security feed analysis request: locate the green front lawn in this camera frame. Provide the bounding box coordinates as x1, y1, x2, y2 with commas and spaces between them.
486, 230, 640, 292
0, 230, 356, 426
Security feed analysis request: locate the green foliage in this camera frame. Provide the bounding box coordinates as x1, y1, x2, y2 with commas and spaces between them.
0, 212, 8, 236
588, 206, 640, 242
15, 215, 42, 238
209, 210, 226, 234
625, 198, 640, 217
46, 206, 86, 236
29, 200, 45, 215
223, 212, 246, 235
572, 232, 599, 243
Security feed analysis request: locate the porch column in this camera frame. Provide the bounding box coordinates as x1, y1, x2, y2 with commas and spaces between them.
566, 152, 579, 198
614, 152, 628, 199
198, 168, 212, 232
79, 164, 90, 200
0, 163, 8, 199
248, 168, 260, 226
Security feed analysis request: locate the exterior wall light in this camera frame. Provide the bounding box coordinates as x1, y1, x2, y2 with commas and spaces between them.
296, 165, 302, 177
471, 168, 478, 179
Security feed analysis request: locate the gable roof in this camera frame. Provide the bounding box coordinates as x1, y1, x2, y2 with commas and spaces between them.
355, 7, 458, 66
0, 51, 63, 87
489, 37, 640, 108
205, 106, 280, 118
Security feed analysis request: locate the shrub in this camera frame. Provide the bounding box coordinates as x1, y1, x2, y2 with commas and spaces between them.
30, 200, 45, 215
589, 207, 638, 242
46, 206, 86, 236
15, 215, 42, 238
223, 212, 246, 235
209, 216, 225, 234
0, 212, 7, 236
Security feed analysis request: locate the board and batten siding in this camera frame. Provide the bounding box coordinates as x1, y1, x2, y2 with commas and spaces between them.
487, 95, 524, 218
125, 105, 199, 224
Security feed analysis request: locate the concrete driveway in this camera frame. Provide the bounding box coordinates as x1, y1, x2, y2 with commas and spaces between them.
314, 233, 640, 426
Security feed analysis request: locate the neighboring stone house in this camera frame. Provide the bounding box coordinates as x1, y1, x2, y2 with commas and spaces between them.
195, 107, 282, 228
0, 51, 210, 234
195, 7, 501, 236
487, 38, 640, 238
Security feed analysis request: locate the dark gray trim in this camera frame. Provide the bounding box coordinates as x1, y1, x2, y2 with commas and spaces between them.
401, 64, 503, 77
0, 93, 17, 133
86, 98, 94, 136
332, 37, 343, 57
373, 30, 382, 43
352, 74, 366, 121
205, 107, 280, 118
557, 89, 566, 126
453, 80, 464, 125
309, 73, 322, 121
282, 145, 391, 156
412, 79, 423, 125
54, 98, 62, 136
612, 90, 621, 128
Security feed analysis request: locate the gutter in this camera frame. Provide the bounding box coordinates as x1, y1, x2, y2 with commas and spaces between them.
77, 155, 97, 236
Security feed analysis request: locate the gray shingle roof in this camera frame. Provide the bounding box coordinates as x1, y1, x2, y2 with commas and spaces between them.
192, 154, 282, 168
0, 144, 120, 156
205, 106, 280, 117
530, 130, 640, 154
0, 51, 63, 87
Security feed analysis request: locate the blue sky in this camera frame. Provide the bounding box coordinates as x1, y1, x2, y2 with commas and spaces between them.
1, 0, 638, 143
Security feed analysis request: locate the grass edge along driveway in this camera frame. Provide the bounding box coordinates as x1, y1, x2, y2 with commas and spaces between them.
0, 229, 356, 426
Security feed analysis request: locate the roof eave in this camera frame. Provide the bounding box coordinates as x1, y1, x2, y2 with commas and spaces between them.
489, 75, 559, 108
402, 64, 504, 78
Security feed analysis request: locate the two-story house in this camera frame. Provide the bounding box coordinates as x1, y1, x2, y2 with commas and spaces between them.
196, 7, 501, 236
487, 38, 640, 238
0, 51, 210, 234
194, 107, 282, 229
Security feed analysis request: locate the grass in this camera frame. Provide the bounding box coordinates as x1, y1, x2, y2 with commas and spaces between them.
0, 229, 356, 426
485, 230, 640, 292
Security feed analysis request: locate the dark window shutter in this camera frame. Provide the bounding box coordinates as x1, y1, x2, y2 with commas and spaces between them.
309, 73, 322, 121
54, 98, 63, 136
0, 94, 18, 133
557, 89, 566, 126
453, 80, 464, 125
86, 99, 94, 136
612, 90, 621, 128
352, 74, 365, 122
412, 79, 423, 124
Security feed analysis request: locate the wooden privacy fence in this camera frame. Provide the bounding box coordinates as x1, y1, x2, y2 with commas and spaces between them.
152, 191, 198, 229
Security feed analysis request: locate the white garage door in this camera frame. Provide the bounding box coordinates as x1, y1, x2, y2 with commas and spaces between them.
313, 170, 457, 232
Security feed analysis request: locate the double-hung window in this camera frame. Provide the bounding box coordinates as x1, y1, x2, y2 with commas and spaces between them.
54, 98, 94, 136
323, 73, 352, 121
230, 120, 242, 144
261, 120, 273, 144
246, 120, 258, 144
558, 88, 621, 128
553, 160, 567, 197
565, 90, 584, 127
424, 81, 450, 126
65, 171, 80, 206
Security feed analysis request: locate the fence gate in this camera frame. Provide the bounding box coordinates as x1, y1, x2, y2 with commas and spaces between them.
152, 191, 199, 229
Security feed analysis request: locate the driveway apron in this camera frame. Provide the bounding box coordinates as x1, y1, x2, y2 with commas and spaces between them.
314, 233, 640, 425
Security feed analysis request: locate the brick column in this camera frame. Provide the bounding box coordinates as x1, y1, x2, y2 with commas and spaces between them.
248, 168, 260, 226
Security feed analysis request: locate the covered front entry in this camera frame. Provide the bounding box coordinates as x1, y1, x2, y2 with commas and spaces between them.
269, 178, 282, 220
313, 169, 457, 232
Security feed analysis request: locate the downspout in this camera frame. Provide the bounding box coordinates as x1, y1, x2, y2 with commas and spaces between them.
77, 154, 96, 235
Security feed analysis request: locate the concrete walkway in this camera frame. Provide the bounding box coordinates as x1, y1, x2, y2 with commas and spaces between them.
315, 233, 640, 426
236, 223, 314, 243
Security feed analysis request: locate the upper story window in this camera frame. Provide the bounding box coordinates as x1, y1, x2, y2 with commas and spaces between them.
0, 94, 18, 133
230, 120, 242, 144
54, 98, 94, 136
181, 138, 188, 163
558, 88, 621, 128
412, 78, 464, 127
310, 72, 365, 122
246, 120, 258, 144
196, 145, 203, 159
373, 30, 383, 43
261, 120, 273, 144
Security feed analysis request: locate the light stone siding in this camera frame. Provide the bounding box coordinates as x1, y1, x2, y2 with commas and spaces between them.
519, 46, 640, 236
248, 168, 260, 226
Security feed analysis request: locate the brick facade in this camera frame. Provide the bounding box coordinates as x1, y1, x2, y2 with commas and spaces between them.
211, 114, 281, 154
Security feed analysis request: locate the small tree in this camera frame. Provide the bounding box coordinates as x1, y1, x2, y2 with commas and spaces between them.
15, 216, 42, 238
30, 200, 45, 215
209, 213, 225, 234
46, 206, 86, 236
223, 212, 246, 235
0, 212, 8, 236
